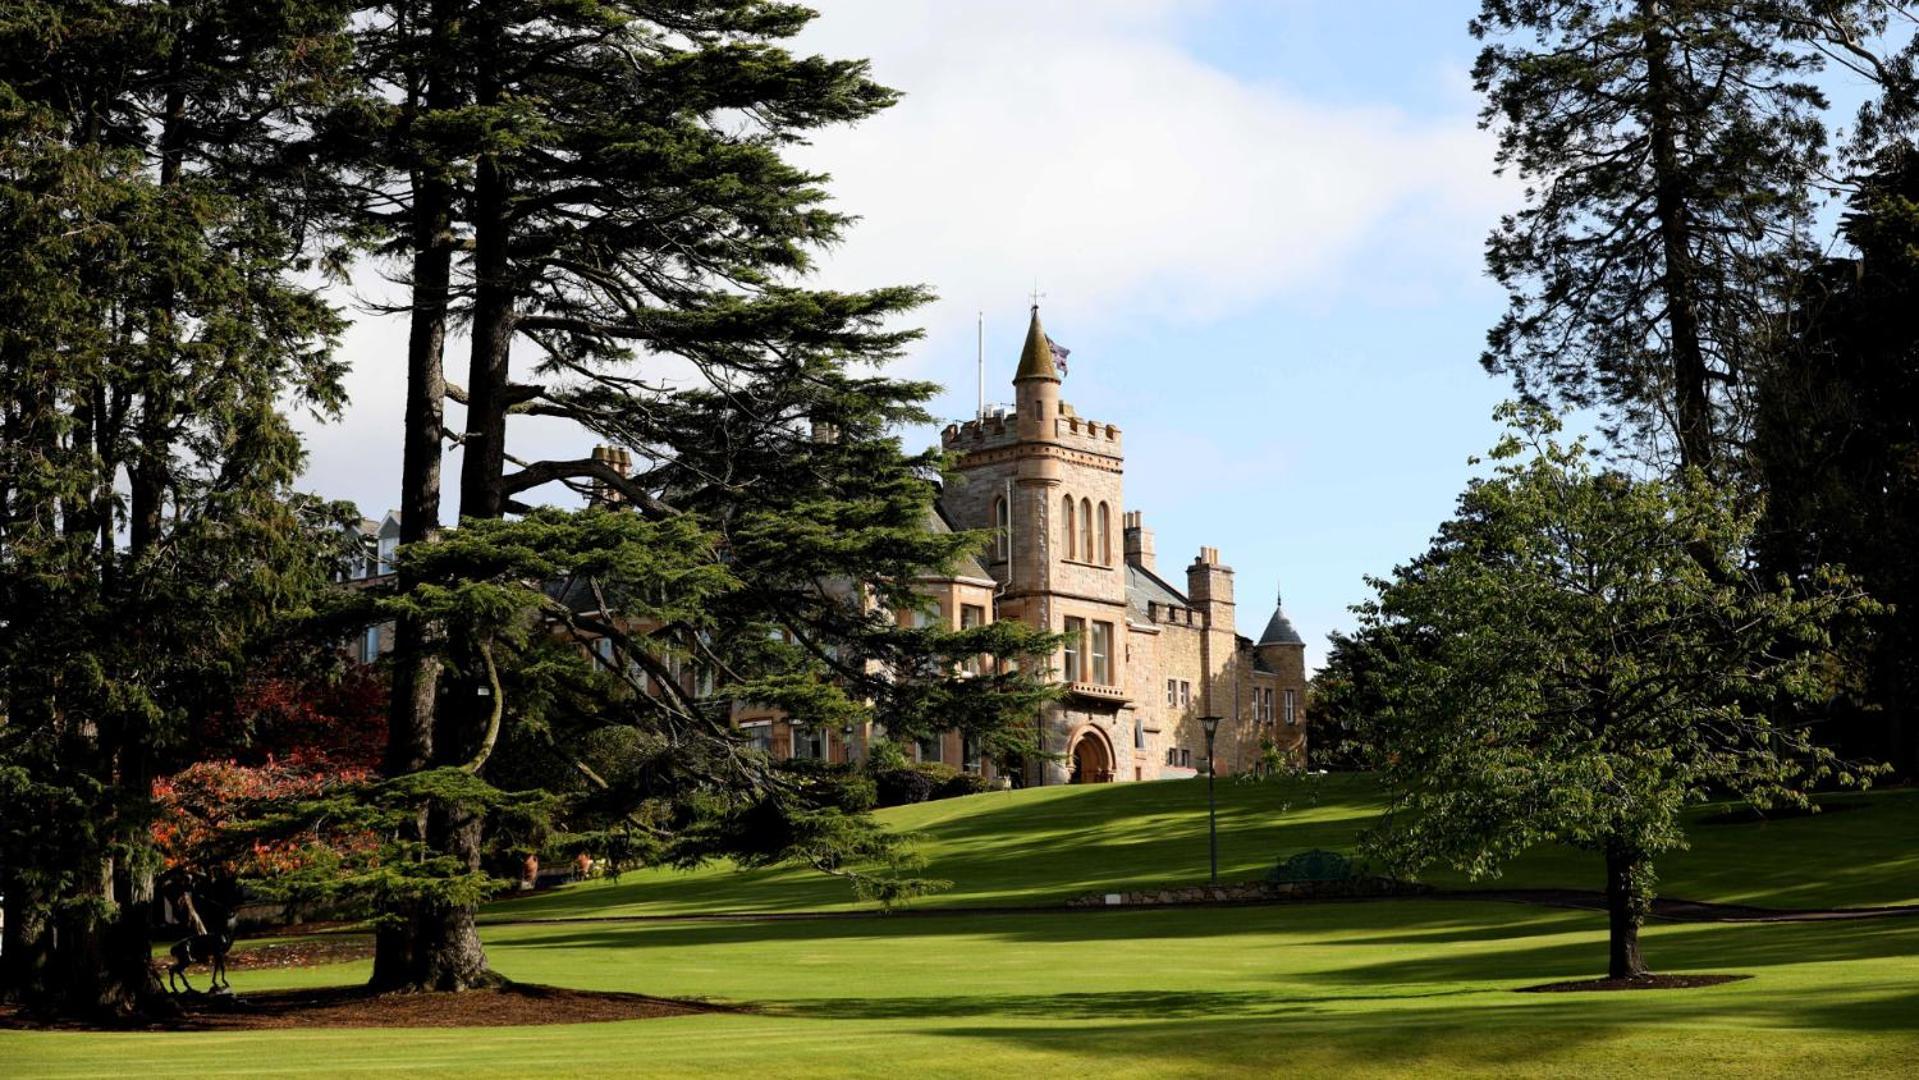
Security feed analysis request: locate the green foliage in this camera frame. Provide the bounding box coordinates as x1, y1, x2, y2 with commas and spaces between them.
1349, 405, 1882, 888
0, 0, 357, 1014
1473, 0, 1840, 467
1751, 145, 1919, 776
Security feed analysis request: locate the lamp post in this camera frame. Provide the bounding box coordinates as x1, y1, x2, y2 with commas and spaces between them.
1201, 714, 1221, 885
841, 723, 856, 765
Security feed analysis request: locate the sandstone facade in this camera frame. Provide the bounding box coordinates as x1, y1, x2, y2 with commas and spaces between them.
933, 307, 1308, 785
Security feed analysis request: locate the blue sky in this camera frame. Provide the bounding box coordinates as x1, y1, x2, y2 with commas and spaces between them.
298, 1, 1881, 670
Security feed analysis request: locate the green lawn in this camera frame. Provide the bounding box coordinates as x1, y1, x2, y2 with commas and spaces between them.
491, 774, 1919, 919
8, 777, 1918, 1078
10, 902, 1919, 1078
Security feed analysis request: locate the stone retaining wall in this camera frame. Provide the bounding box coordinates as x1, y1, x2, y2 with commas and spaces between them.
1065, 876, 1429, 908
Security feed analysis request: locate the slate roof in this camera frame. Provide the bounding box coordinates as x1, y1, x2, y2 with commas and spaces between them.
1257, 589, 1306, 646
1126, 562, 1189, 622
925, 502, 993, 583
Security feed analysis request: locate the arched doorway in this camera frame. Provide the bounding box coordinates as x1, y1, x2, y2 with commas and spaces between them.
1069, 728, 1114, 784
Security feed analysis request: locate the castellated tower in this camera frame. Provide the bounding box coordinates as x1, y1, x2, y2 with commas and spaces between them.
941, 307, 1131, 785
937, 306, 1308, 784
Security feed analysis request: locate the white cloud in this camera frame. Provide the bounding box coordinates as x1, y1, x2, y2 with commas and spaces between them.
298, 0, 1505, 520
794, 0, 1503, 333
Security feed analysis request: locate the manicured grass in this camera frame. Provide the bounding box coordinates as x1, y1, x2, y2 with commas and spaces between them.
10, 901, 1919, 1077
490, 774, 1919, 920
10, 779, 1918, 1078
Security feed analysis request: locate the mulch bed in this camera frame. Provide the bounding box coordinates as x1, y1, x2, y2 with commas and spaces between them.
1517, 974, 1752, 993
224, 935, 376, 970
0, 983, 733, 1031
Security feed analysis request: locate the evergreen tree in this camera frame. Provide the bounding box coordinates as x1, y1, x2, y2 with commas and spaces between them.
1473, 0, 1843, 472
332, 1, 1059, 991
1751, 146, 1919, 776
1349, 405, 1875, 980
0, 0, 354, 1016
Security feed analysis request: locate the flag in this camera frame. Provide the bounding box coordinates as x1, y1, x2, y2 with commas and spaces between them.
1047, 335, 1071, 376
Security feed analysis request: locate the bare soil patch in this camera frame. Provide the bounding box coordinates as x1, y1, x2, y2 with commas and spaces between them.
1517, 974, 1752, 993
0, 983, 733, 1031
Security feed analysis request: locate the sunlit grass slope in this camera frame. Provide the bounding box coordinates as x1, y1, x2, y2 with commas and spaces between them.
490, 774, 1919, 921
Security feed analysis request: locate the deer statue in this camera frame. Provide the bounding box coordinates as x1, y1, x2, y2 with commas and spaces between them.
163, 872, 242, 995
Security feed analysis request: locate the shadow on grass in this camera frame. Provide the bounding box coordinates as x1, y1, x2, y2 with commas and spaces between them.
1305, 911, 1919, 990
762, 986, 1487, 1021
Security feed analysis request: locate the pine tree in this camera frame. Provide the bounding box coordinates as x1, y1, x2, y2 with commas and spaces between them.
335, 1, 1059, 991
1473, 0, 1843, 472
1751, 146, 1919, 776
0, 0, 354, 1016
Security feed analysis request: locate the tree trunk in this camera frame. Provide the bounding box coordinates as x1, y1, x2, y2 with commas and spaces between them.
383, 9, 513, 993
1640, 0, 1715, 475
414, 804, 500, 990
371, 35, 458, 990
0, 882, 52, 1005
47, 857, 166, 1019
1604, 842, 1652, 980
457, 137, 514, 521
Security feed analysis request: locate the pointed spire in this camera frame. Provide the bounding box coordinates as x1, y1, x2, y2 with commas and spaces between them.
1259, 583, 1305, 646
1015, 305, 1059, 383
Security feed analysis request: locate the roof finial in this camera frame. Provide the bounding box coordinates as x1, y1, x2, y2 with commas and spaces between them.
1029, 282, 1045, 310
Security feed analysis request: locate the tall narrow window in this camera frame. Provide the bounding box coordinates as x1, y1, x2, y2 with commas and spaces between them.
994, 497, 1010, 559
1284, 689, 1298, 726
1097, 502, 1112, 565
961, 604, 987, 674
1062, 616, 1085, 682
1079, 498, 1093, 561
1090, 621, 1112, 685
1062, 495, 1077, 560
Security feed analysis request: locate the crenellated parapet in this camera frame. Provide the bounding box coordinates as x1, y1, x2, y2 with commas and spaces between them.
942, 412, 1020, 454
941, 404, 1123, 461
1052, 405, 1123, 456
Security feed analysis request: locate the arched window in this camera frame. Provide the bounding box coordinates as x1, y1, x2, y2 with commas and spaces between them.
1079, 498, 1093, 562
1097, 502, 1112, 566
1062, 495, 1076, 560
993, 497, 1010, 560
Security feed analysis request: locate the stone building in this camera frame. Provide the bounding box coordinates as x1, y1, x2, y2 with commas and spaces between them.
346, 307, 1308, 784
935, 306, 1306, 784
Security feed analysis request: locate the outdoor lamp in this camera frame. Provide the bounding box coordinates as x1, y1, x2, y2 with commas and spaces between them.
1200, 715, 1222, 884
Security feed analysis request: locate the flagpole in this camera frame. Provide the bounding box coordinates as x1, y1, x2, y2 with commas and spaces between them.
977, 310, 985, 421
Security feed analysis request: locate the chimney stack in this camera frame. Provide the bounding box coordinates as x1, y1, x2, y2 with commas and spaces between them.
589, 445, 632, 508
1186, 546, 1235, 611
1123, 511, 1156, 572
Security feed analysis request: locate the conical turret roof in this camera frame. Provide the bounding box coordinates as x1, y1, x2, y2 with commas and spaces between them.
1258, 587, 1305, 646
1015, 305, 1058, 382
